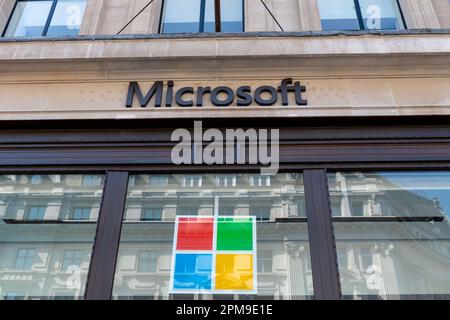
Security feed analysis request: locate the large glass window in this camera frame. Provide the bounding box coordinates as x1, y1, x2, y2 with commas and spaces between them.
161, 0, 243, 33
0, 174, 104, 300
112, 173, 313, 300
3, 0, 87, 37
317, 0, 405, 31
328, 171, 450, 299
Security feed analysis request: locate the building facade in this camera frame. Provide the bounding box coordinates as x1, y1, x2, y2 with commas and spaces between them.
0, 0, 450, 300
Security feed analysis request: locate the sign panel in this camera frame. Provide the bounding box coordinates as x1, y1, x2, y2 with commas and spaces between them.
170, 216, 257, 295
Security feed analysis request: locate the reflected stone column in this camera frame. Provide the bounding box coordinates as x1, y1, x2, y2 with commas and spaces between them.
375, 243, 400, 300
285, 243, 307, 300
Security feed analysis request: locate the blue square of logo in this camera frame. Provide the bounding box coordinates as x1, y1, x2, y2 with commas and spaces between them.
173, 254, 212, 290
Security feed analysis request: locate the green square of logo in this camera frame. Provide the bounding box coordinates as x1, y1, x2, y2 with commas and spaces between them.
216, 218, 253, 251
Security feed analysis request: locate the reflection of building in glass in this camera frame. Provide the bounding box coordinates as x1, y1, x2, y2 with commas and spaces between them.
124, 173, 306, 222
113, 173, 313, 300
0, 174, 103, 300
329, 172, 450, 299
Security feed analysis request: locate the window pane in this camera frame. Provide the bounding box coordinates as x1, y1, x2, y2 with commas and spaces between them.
161, 0, 201, 33
4, 1, 53, 37
0, 174, 105, 300
204, 0, 215, 32
47, 0, 87, 36
318, 0, 360, 31
360, 0, 405, 30
162, 0, 243, 33
113, 173, 312, 300
221, 0, 243, 32
204, 0, 243, 32
329, 171, 450, 299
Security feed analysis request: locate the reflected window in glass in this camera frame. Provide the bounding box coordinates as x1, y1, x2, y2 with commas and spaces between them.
328, 171, 450, 299
142, 208, 163, 221
72, 207, 91, 220
0, 174, 105, 300
14, 249, 36, 270
113, 173, 313, 300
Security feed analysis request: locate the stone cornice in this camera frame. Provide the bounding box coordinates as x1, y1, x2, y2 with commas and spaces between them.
1, 31, 450, 63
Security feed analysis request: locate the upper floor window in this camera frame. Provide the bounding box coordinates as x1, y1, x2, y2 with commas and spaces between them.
317, 0, 405, 31
14, 248, 36, 270
149, 175, 168, 187
252, 205, 271, 221
142, 208, 163, 221
30, 175, 43, 185
182, 175, 202, 187
3, 0, 87, 38
216, 175, 236, 187
137, 251, 158, 273
81, 174, 102, 187
250, 175, 271, 187
72, 207, 91, 220
161, 0, 243, 33
27, 206, 46, 221
61, 249, 84, 271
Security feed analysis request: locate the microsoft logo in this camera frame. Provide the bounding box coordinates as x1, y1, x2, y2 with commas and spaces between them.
170, 216, 257, 295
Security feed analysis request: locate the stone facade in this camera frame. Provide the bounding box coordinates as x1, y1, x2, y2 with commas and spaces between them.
0, 0, 450, 122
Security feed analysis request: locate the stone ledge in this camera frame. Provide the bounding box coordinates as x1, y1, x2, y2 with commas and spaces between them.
1, 29, 450, 42
0, 32, 450, 62
0, 105, 449, 122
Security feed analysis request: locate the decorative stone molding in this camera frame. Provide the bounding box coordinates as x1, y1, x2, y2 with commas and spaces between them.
122, 0, 163, 35
0, 0, 15, 35
285, 242, 306, 258
399, 0, 441, 29
297, 0, 321, 31
245, 0, 320, 32
79, 0, 106, 35
80, 0, 163, 35
374, 243, 395, 257
431, 0, 450, 28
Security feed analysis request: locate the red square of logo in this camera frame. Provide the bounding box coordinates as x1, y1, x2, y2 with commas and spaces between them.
176, 217, 214, 251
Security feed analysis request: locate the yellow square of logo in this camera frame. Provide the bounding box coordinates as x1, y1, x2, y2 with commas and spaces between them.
215, 254, 254, 290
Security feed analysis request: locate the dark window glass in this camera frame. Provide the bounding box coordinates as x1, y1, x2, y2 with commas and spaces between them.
3, 0, 87, 37
161, 0, 243, 33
